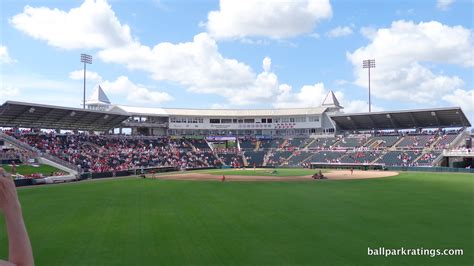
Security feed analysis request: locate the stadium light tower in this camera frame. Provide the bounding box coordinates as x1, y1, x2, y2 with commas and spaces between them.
80, 53, 92, 109
362, 59, 375, 112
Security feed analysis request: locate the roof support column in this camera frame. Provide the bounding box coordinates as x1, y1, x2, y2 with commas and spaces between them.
408, 112, 419, 129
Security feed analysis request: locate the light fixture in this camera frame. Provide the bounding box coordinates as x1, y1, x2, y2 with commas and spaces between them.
362, 59, 376, 112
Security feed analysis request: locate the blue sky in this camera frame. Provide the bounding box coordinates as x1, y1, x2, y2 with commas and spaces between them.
0, 0, 472, 120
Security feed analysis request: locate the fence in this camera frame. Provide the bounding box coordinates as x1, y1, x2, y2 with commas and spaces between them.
387, 166, 474, 173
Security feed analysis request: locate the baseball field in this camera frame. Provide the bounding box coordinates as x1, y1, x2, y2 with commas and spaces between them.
0, 168, 472, 265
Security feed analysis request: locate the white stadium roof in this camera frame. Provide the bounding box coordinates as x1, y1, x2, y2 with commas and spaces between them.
99, 88, 335, 117
118, 106, 328, 117
112, 105, 168, 116
164, 107, 328, 117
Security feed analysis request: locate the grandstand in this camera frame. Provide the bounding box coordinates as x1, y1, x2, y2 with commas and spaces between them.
1, 88, 473, 185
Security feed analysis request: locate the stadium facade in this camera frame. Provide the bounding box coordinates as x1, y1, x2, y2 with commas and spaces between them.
86, 86, 342, 136
1, 86, 470, 137
1, 85, 473, 184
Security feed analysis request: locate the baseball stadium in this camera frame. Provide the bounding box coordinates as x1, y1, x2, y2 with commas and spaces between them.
0, 87, 472, 265
1, 0, 473, 264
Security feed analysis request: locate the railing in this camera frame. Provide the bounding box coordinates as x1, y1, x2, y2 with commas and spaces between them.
0, 131, 39, 154
121, 121, 168, 127
40, 153, 80, 172
0, 132, 80, 172
447, 131, 468, 149
387, 166, 474, 173
442, 150, 474, 157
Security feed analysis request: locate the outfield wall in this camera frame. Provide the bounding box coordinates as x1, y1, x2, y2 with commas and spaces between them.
387, 166, 474, 173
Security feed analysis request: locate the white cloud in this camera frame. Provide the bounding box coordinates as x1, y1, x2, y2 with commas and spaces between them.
347, 20, 473, 103
240, 38, 270, 46
9, 0, 377, 110
442, 89, 474, 112
359, 26, 377, 39
96, 27, 373, 108
99, 76, 173, 105
99, 33, 254, 92
230, 58, 282, 105
262, 57, 272, 72
10, 1, 283, 106
0, 73, 82, 107
3, 74, 77, 92
395, 8, 415, 16
67, 71, 173, 105
342, 100, 368, 113
0, 87, 20, 102
327, 26, 353, 38
272, 82, 382, 114
308, 32, 321, 39
69, 69, 103, 82
126, 87, 173, 104
436, 0, 454, 10
274, 83, 336, 108
334, 79, 349, 86
0, 45, 14, 64
10, 0, 133, 50
210, 103, 230, 109
206, 0, 332, 39
99, 33, 283, 105
342, 100, 383, 113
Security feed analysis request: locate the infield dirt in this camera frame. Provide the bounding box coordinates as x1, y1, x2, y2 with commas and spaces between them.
150, 169, 398, 181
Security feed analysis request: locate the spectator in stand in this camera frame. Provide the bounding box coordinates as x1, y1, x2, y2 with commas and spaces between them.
14, 133, 217, 173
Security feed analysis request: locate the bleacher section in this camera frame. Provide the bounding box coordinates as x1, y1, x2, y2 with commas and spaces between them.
339, 151, 381, 164
396, 135, 436, 148
244, 151, 266, 167
284, 138, 311, 149
259, 139, 281, 149
363, 135, 400, 148
266, 151, 292, 167
288, 151, 313, 166
416, 151, 441, 166
309, 151, 345, 163
3, 129, 465, 173
8, 132, 217, 172
217, 153, 243, 167
188, 139, 211, 150
307, 137, 338, 149
239, 139, 256, 150
334, 137, 368, 148
434, 134, 458, 149
377, 151, 419, 166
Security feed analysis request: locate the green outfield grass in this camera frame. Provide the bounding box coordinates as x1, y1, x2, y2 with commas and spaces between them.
0, 172, 472, 265
1, 164, 63, 176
